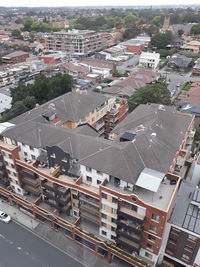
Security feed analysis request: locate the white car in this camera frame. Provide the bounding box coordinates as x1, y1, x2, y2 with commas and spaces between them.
0, 211, 11, 223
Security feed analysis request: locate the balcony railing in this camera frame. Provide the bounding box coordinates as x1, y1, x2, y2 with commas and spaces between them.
117, 236, 140, 252
118, 219, 142, 234
118, 207, 144, 224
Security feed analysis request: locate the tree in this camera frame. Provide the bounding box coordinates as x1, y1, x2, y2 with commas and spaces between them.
11, 29, 21, 38
191, 24, 200, 35
128, 82, 171, 112
150, 31, 173, 49
124, 14, 138, 28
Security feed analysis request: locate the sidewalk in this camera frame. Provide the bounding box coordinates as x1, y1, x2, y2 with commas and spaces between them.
0, 200, 129, 267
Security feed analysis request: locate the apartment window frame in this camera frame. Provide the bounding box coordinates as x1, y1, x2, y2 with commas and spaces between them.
86, 166, 92, 172
148, 234, 156, 242
151, 213, 160, 222
102, 192, 107, 199
145, 252, 153, 259
149, 225, 157, 233
86, 176, 92, 182
146, 243, 154, 251
101, 213, 107, 219
101, 230, 107, 236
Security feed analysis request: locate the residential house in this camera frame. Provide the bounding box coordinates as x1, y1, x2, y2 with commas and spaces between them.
167, 54, 192, 70
104, 69, 160, 98
139, 52, 160, 70
60, 62, 90, 79
181, 40, 200, 53
193, 58, 200, 74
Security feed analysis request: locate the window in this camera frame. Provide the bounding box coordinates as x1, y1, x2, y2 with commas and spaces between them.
112, 197, 117, 203
17, 188, 21, 192
24, 152, 28, 157
111, 235, 115, 240
148, 234, 156, 242
111, 226, 115, 232
13, 173, 17, 177
86, 166, 92, 172
101, 222, 106, 227
182, 254, 190, 261
86, 176, 92, 182
31, 155, 36, 160
97, 180, 101, 184
188, 235, 197, 242
149, 225, 157, 233
111, 208, 117, 214
184, 244, 193, 252
11, 164, 14, 168
9, 154, 12, 159
97, 170, 103, 175
151, 214, 160, 222
4, 161, 8, 166
111, 218, 116, 223
145, 252, 152, 259
101, 230, 107, 236
102, 214, 107, 219
102, 192, 107, 199
30, 146, 34, 151
147, 243, 153, 251
7, 169, 10, 174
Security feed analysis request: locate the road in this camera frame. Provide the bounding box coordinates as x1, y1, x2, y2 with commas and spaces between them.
0, 221, 84, 267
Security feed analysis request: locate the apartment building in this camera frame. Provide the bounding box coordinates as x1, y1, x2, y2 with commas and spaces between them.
44, 29, 102, 56
0, 103, 195, 267
139, 52, 160, 70
164, 157, 200, 267
10, 90, 116, 136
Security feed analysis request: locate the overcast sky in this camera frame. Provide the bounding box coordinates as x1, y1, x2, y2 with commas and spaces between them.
0, 0, 200, 7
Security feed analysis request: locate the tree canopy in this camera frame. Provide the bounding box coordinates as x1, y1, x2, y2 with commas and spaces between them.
128, 82, 171, 112
1, 73, 73, 122
150, 31, 173, 49
191, 24, 200, 35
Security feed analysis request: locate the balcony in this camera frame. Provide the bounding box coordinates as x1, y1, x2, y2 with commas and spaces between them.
58, 193, 71, 206
20, 169, 36, 179
118, 207, 144, 224
95, 121, 105, 131
79, 194, 99, 208
22, 177, 40, 187
24, 185, 41, 196
43, 190, 56, 200
81, 210, 99, 225
117, 236, 140, 252
118, 219, 142, 235
117, 229, 141, 244
80, 203, 99, 216
41, 180, 58, 193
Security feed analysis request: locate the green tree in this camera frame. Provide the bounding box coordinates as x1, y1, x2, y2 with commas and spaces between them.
11, 29, 21, 38
191, 24, 200, 35
150, 31, 173, 49
23, 18, 34, 31
128, 82, 171, 112
124, 14, 138, 28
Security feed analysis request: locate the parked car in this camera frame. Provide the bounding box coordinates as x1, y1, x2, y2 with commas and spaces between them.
176, 83, 181, 87
0, 211, 11, 223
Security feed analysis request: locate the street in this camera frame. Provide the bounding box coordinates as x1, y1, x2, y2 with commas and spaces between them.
0, 221, 84, 267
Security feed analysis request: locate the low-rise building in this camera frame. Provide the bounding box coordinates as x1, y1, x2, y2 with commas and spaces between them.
1, 50, 29, 64
139, 52, 160, 70
167, 53, 192, 70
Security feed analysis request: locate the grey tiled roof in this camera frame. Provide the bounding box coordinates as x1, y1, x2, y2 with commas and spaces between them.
10, 90, 111, 125
2, 103, 193, 184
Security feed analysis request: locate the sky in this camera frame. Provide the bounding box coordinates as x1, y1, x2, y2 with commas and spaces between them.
0, 0, 200, 7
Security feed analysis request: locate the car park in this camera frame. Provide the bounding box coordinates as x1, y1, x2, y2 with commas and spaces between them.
0, 210, 11, 223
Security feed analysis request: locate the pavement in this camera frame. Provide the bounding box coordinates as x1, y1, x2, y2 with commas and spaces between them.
0, 199, 131, 267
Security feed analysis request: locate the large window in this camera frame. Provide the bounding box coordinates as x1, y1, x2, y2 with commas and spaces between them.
151, 213, 160, 222
148, 234, 156, 242
102, 192, 107, 199
149, 225, 157, 233
86, 176, 92, 182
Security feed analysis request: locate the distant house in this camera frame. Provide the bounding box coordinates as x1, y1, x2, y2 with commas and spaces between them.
193, 58, 200, 74
60, 62, 90, 79
1, 51, 29, 64
181, 40, 200, 53
167, 53, 192, 69
139, 51, 160, 69
170, 23, 194, 36
122, 34, 150, 54
104, 69, 160, 98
